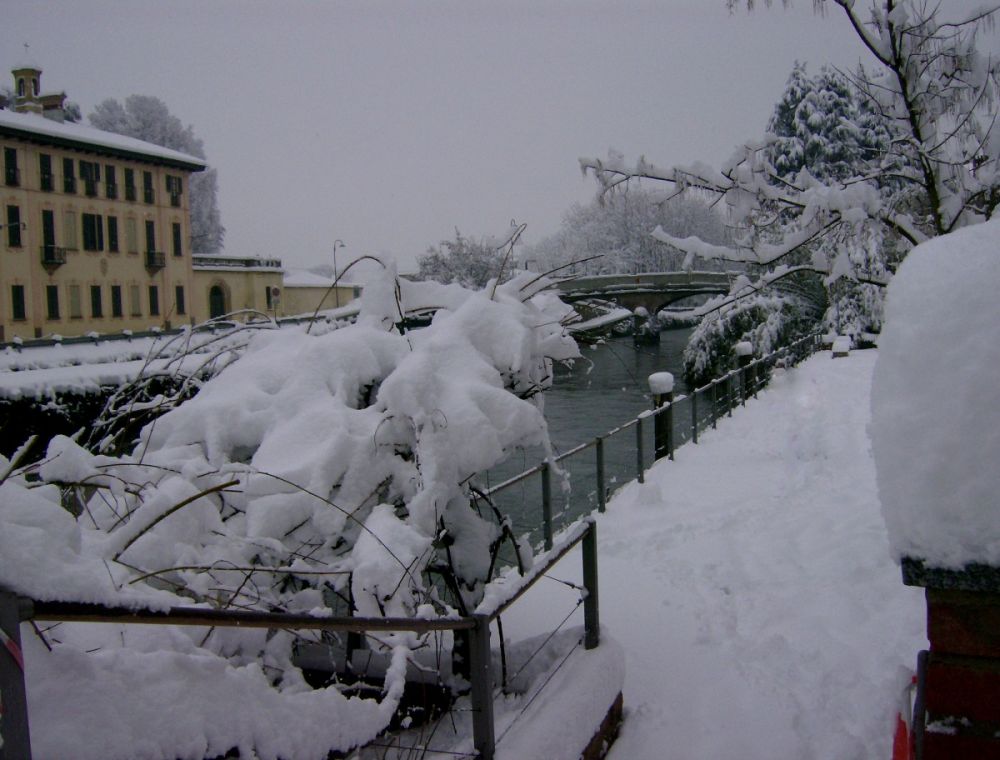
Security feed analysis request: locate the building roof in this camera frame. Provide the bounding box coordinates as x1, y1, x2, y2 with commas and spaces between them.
283, 269, 340, 288
0, 108, 207, 172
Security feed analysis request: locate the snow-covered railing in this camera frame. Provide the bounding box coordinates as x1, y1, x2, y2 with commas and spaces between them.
484, 333, 822, 547
0, 518, 600, 760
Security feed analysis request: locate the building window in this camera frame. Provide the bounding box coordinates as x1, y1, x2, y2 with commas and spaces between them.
124, 168, 136, 202
142, 171, 154, 204
3, 147, 18, 187
145, 220, 156, 252
63, 210, 78, 249
125, 217, 138, 253
46, 285, 60, 320
68, 284, 82, 318
175, 285, 186, 315
90, 285, 103, 318
6, 205, 21, 248
82, 213, 105, 251
80, 160, 101, 197
107, 216, 119, 253
111, 285, 123, 317
166, 175, 182, 207
63, 157, 76, 194
10, 285, 25, 321
16, 79, 24, 98
172, 222, 182, 257
105, 165, 117, 199
148, 285, 160, 316
39, 153, 53, 192
129, 284, 141, 316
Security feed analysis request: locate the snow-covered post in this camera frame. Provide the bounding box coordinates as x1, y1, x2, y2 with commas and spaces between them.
0, 589, 32, 759
735, 342, 753, 406
648, 372, 674, 461
872, 221, 1000, 759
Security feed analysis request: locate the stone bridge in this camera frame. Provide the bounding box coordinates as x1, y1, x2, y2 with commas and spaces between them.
554, 271, 735, 313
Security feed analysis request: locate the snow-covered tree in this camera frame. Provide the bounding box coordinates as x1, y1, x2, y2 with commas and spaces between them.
90, 95, 225, 252
525, 188, 730, 276
583, 1, 1000, 358
416, 227, 517, 288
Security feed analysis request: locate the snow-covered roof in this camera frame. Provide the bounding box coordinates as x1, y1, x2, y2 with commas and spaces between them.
0, 108, 207, 171
283, 269, 340, 288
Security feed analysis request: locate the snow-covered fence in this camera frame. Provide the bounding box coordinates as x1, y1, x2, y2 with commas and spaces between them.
1, 518, 599, 760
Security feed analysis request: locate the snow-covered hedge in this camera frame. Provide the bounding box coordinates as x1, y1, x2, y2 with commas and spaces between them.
0, 265, 579, 758
872, 219, 1000, 568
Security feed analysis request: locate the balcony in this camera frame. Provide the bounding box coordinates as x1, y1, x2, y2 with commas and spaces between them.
145, 250, 166, 270
41, 245, 67, 271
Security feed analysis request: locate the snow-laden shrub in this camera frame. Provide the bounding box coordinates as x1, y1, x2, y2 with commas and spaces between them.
682, 277, 821, 388
0, 264, 580, 758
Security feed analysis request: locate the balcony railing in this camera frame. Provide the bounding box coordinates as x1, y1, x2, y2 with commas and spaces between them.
145, 250, 166, 270
125, 185, 136, 202
41, 245, 67, 269
5, 167, 20, 187
40, 173, 54, 192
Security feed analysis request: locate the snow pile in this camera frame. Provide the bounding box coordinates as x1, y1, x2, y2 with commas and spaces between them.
871, 219, 1000, 567
4, 265, 579, 759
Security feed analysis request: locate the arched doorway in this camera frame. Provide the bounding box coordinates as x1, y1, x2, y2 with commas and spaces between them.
208, 284, 228, 318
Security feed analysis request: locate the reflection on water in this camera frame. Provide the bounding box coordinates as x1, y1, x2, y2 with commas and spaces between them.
481, 329, 693, 543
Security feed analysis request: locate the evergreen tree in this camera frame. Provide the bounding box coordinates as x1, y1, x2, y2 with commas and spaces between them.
90, 95, 225, 252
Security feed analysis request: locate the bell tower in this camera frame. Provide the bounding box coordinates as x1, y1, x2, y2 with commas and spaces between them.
12, 63, 43, 114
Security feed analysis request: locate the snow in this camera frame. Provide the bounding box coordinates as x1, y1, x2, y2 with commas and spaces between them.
871, 218, 1000, 568
4, 262, 926, 757
504, 350, 923, 759
0, 109, 206, 168
647, 371, 674, 395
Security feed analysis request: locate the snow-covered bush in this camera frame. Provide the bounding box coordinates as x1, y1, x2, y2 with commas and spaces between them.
682, 274, 822, 387
0, 264, 579, 757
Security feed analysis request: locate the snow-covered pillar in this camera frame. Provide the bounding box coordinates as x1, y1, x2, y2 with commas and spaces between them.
648, 372, 674, 461
0, 589, 32, 759
870, 221, 1000, 760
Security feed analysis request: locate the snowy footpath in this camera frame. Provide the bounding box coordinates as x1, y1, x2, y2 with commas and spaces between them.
506, 349, 926, 760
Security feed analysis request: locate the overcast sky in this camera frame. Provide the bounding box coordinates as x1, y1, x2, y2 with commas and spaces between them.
3, 1, 997, 274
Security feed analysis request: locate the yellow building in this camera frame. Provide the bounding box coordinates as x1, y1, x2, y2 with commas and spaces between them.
1, 65, 205, 342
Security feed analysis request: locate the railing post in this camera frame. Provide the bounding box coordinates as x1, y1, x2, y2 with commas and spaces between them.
541, 462, 553, 551
0, 589, 32, 759
727, 372, 734, 418
710, 380, 718, 430
635, 415, 645, 484
736, 342, 753, 407
582, 523, 600, 650
691, 388, 699, 444
469, 614, 496, 760
595, 437, 606, 514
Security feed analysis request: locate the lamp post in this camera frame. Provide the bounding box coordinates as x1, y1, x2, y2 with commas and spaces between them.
333, 239, 345, 308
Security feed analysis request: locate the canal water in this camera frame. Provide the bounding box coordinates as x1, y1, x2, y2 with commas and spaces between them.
483, 328, 694, 543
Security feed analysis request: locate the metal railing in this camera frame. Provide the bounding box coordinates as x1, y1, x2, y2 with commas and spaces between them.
0, 517, 599, 760
483, 333, 821, 550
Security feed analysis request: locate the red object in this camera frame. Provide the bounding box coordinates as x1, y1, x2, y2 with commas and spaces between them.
892, 712, 911, 760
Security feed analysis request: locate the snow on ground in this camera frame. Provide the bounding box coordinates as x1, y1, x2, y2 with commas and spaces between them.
505, 349, 926, 760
